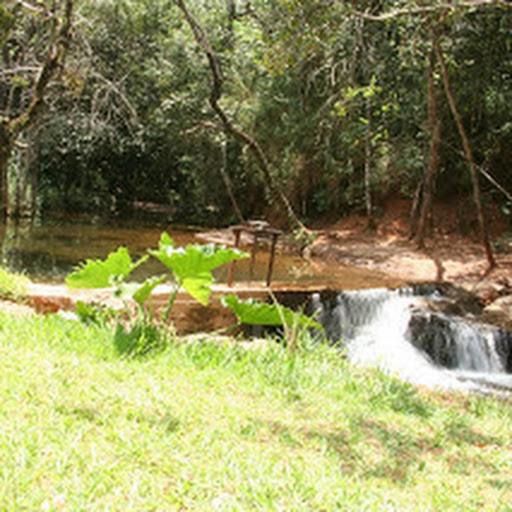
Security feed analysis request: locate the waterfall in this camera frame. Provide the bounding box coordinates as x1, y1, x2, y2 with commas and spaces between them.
311, 287, 512, 393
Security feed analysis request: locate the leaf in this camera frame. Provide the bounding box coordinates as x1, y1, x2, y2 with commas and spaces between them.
66, 247, 147, 289
147, 232, 176, 272
159, 232, 174, 248
132, 275, 166, 306
150, 240, 247, 305
222, 294, 323, 331
182, 274, 214, 306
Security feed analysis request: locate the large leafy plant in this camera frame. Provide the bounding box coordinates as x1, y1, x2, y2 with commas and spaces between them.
149, 233, 246, 308
66, 233, 248, 354
66, 232, 324, 354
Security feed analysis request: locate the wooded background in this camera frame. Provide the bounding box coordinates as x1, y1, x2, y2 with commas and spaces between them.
1, 1, 511, 244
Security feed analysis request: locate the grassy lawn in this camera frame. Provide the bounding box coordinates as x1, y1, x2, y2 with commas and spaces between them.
0, 312, 510, 511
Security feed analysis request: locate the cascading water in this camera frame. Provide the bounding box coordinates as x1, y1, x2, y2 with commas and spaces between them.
311, 287, 512, 393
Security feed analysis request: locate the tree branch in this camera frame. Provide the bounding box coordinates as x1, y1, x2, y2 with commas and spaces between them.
353, 0, 510, 21
175, 0, 307, 233
10, 0, 74, 134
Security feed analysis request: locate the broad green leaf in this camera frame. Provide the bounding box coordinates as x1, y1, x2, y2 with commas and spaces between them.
150, 240, 248, 305
132, 275, 166, 306
151, 243, 247, 278
66, 248, 147, 289
222, 294, 323, 331
148, 232, 176, 271
182, 274, 214, 306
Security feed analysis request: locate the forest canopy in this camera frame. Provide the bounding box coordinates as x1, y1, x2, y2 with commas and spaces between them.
1, 0, 511, 234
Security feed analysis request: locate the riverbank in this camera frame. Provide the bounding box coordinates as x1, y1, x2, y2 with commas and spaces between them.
309, 226, 511, 299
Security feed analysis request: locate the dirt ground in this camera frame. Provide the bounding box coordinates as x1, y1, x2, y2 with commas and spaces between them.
308, 198, 512, 304
0, 299, 35, 317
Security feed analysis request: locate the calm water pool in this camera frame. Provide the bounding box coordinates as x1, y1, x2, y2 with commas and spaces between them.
0, 217, 400, 289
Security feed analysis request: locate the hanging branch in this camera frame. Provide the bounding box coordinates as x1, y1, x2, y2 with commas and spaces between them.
434, 37, 496, 269
174, 0, 307, 234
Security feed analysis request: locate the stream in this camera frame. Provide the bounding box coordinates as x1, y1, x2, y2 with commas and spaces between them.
312, 286, 512, 394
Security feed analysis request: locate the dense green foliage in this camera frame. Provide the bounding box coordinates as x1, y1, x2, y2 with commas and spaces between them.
1, 1, 511, 226
0, 311, 511, 510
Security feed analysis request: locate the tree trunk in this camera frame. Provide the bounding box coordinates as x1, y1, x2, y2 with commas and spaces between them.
175, 0, 308, 234
434, 39, 495, 268
1, 0, 74, 220
415, 43, 441, 249
7, 137, 38, 220
409, 178, 423, 239
0, 126, 38, 219
219, 135, 244, 223
0, 216, 33, 271
0, 124, 12, 218
364, 97, 375, 230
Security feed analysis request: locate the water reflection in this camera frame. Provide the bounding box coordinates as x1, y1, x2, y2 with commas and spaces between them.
1, 218, 37, 271
0, 215, 401, 288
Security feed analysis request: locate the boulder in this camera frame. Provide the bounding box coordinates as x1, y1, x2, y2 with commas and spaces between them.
482, 294, 512, 331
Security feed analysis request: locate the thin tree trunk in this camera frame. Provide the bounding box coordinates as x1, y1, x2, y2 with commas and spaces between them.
219, 135, 244, 223
415, 43, 441, 249
12, 128, 39, 219
364, 97, 375, 230
434, 38, 495, 268
0, 124, 12, 218
409, 178, 423, 239
175, 0, 307, 234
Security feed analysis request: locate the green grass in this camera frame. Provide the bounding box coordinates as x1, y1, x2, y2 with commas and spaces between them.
0, 312, 511, 511
0, 265, 30, 302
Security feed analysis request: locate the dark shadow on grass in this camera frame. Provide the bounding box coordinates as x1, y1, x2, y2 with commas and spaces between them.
55, 405, 104, 425
367, 377, 434, 419
352, 418, 422, 482
126, 410, 180, 433
487, 478, 512, 490
56, 404, 180, 434
250, 412, 507, 485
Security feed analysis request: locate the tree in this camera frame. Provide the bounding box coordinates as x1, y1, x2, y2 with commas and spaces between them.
174, 0, 307, 234
414, 35, 441, 248
0, 0, 74, 219
434, 36, 495, 267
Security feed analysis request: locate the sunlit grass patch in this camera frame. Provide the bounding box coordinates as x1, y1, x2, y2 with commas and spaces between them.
0, 266, 30, 302
0, 312, 510, 510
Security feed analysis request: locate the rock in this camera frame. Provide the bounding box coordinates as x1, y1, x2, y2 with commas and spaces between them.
411, 282, 483, 316
407, 311, 459, 368
407, 308, 512, 373
482, 295, 512, 331
473, 280, 511, 305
